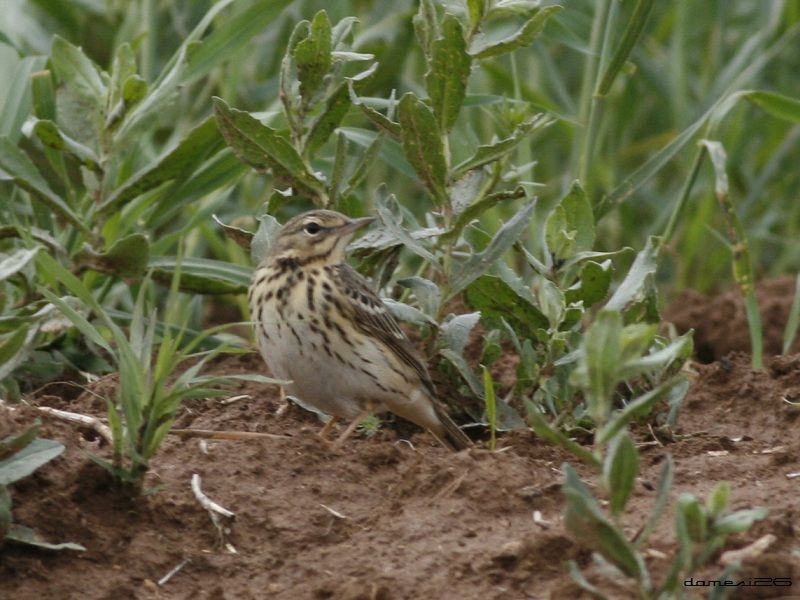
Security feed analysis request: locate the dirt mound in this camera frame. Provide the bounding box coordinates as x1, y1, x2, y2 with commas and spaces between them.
3, 346, 800, 599
665, 276, 800, 363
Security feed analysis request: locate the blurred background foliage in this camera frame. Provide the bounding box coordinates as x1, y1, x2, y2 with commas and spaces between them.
1, 0, 799, 400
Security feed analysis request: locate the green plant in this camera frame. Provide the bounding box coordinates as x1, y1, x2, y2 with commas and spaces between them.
0, 421, 85, 551
35, 253, 280, 490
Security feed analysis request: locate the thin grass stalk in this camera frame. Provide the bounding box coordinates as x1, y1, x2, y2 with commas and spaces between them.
783, 274, 800, 354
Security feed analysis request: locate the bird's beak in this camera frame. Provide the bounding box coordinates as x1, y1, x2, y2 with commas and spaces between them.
341, 216, 375, 235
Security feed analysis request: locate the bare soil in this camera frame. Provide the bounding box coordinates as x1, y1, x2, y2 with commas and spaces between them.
3, 282, 800, 599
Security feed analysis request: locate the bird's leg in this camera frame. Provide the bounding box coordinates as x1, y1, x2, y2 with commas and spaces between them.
333, 411, 370, 448
317, 415, 340, 439
275, 387, 290, 417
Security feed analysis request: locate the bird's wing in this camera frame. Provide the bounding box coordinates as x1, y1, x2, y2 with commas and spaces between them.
333, 264, 435, 395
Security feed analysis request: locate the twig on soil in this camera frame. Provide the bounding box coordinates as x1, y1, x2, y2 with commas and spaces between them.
191, 473, 236, 552
220, 394, 250, 405
786, 471, 800, 479
433, 470, 469, 502
319, 504, 348, 519
157, 558, 191, 586
171, 428, 291, 441
719, 534, 776, 566
35, 406, 113, 445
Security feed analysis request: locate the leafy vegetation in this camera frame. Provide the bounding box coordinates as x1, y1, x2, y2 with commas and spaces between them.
0, 0, 796, 591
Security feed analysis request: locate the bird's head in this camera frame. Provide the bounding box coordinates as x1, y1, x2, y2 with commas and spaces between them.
264, 209, 374, 266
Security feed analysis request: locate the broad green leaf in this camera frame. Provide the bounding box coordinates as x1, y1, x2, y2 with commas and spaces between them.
439, 348, 483, 398
25, 117, 99, 169
605, 236, 661, 313
0, 137, 89, 234
602, 433, 639, 516
448, 200, 535, 299
99, 116, 223, 216
619, 332, 693, 380
0, 423, 39, 461
706, 482, 730, 520
562, 464, 646, 581
678, 494, 708, 543
77, 234, 150, 278
294, 10, 332, 104
565, 261, 611, 307
452, 114, 548, 178
384, 298, 436, 326
467, 0, 487, 29
397, 276, 441, 317
213, 214, 253, 250
38, 289, 113, 355
526, 403, 600, 468
149, 256, 251, 295
743, 90, 800, 124
595, 380, 677, 445
374, 188, 438, 264
470, 6, 561, 59
713, 507, 768, 535
306, 82, 351, 156
5, 524, 86, 551
0, 438, 64, 485
0, 247, 39, 280
251, 213, 281, 265
49, 36, 106, 104
398, 92, 448, 205
213, 97, 325, 201
443, 186, 527, 243
0, 326, 33, 379
413, 0, 440, 58
440, 312, 481, 355
559, 181, 594, 254
426, 14, 471, 132
581, 310, 623, 425
464, 275, 548, 339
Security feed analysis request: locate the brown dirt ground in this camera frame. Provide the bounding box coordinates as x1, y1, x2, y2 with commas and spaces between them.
2, 282, 800, 600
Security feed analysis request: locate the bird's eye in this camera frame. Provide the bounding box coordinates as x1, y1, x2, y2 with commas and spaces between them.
304, 222, 321, 235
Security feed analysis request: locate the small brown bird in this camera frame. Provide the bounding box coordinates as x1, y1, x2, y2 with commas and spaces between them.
248, 209, 470, 450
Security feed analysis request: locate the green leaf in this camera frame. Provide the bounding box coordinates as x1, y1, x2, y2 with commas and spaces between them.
0, 326, 31, 378
443, 186, 527, 243
213, 97, 325, 201
470, 6, 562, 59
99, 116, 223, 216
448, 200, 535, 297
526, 403, 600, 468
0, 137, 89, 235
562, 463, 645, 581
37, 289, 113, 355
0, 247, 40, 280
183, 0, 293, 84
294, 10, 332, 104
397, 276, 441, 317
483, 366, 497, 450
452, 114, 547, 178
440, 312, 481, 356
77, 233, 150, 278
678, 494, 708, 543
0, 54, 47, 142
149, 256, 251, 295
439, 348, 483, 398
636, 454, 673, 545
251, 213, 281, 265
25, 118, 99, 169
580, 310, 623, 426
306, 82, 351, 156
373, 187, 438, 264
426, 13, 471, 132
605, 236, 661, 313
0, 438, 64, 485
565, 261, 611, 307
713, 507, 768, 535
595, 0, 657, 97
49, 36, 106, 104
706, 481, 730, 520
464, 275, 548, 339
398, 92, 448, 205
603, 433, 639, 516
384, 299, 436, 326
596, 380, 677, 445
743, 90, 800, 124
5, 524, 86, 552
559, 181, 594, 254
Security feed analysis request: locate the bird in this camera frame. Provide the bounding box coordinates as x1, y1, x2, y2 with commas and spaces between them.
248, 209, 471, 451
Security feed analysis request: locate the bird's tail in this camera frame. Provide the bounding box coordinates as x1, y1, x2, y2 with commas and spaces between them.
432, 404, 472, 451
